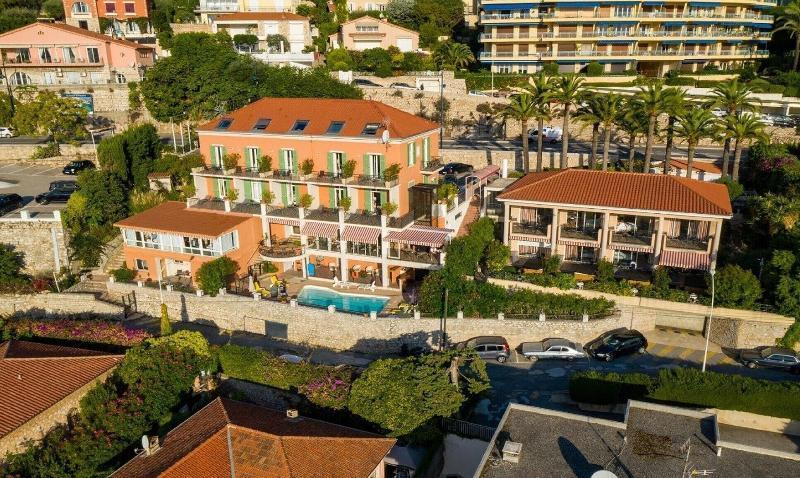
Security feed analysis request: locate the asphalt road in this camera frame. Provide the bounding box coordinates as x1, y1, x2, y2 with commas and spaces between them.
0, 164, 75, 215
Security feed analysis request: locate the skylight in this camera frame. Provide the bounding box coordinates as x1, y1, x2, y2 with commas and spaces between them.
290, 120, 310, 133
252, 118, 270, 131
326, 121, 345, 135
216, 118, 233, 130
362, 123, 380, 136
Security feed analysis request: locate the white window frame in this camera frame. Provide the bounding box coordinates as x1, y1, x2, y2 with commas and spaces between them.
135, 259, 148, 270
331, 151, 345, 176
86, 47, 100, 63
246, 147, 259, 170
369, 153, 382, 177
212, 145, 224, 167
282, 149, 296, 172
407, 141, 415, 166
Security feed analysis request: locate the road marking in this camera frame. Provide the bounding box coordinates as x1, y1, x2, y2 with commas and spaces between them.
32, 167, 62, 176
654, 345, 675, 357
685, 350, 705, 362
5, 165, 38, 175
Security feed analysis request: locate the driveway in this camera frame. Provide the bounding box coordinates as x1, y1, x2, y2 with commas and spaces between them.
0, 164, 74, 215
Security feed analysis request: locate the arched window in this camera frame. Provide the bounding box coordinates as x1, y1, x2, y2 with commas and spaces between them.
72, 2, 89, 14
11, 72, 32, 86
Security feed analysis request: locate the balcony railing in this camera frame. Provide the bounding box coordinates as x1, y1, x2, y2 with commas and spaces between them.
665, 236, 709, 251
611, 231, 653, 246
512, 222, 550, 237
260, 240, 303, 259
390, 249, 441, 265
307, 238, 341, 253
480, 49, 768, 60
305, 207, 340, 223
422, 159, 443, 172
560, 227, 600, 241
480, 10, 772, 22
196, 0, 238, 11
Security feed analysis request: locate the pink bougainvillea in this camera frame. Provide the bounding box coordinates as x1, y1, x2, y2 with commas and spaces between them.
298, 371, 352, 410
9, 318, 151, 346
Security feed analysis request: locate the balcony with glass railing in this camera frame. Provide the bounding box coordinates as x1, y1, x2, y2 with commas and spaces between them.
511, 222, 551, 238
196, 0, 239, 12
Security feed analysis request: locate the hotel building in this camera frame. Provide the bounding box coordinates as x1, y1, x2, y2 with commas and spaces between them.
477, 0, 775, 76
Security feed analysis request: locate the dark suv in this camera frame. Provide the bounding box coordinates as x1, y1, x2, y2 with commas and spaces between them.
585, 328, 648, 362
456, 336, 511, 363
35, 187, 75, 205
62, 160, 95, 175
739, 347, 800, 372
49, 180, 78, 192
0, 193, 23, 215
440, 162, 474, 176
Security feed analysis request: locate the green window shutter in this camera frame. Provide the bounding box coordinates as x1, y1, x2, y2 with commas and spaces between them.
407, 143, 412, 166
280, 183, 288, 206
423, 138, 430, 166
327, 152, 334, 174
243, 180, 253, 201
212, 178, 220, 197
221, 147, 227, 167
364, 189, 372, 213
329, 187, 336, 208
225, 179, 233, 196
379, 155, 386, 177
363, 154, 370, 177
209, 146, 215, 167
291, 150, 299, 174
380, 191, 388, 205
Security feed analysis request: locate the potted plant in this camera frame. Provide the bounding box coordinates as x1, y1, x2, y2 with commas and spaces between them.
381, 201, 398, 217
225, 187, 239, 202
222, 153, 240, 174
300, 158, 314, 179
258, 155, 273, 177
437, 183, 458, 207
298, 193, 313, 209
261, 189, 275, 206
339, 195, 352, 213
382, 164, 401, 187
341, 159, 356, 184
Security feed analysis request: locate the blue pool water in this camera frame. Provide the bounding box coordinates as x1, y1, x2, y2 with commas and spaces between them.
297, 286, 389, 314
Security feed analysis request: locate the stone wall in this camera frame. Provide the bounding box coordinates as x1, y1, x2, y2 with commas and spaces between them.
708, 316, 795, 350
0, 144, 96, 163
107, 282, 650, 352
0, 216, 69, 275
440, 148, 599, 171
0, 368, 116, 457
0, 293, 125, 319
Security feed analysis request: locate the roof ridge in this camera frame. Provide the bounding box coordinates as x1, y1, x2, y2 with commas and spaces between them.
3, 355, 123, 361
157, 427, 231, 478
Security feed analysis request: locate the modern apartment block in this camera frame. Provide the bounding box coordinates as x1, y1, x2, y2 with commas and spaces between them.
478, 0, 775, 76
196, 0, 305, 21
495, 169, 732, 273
64, 0, 154, 41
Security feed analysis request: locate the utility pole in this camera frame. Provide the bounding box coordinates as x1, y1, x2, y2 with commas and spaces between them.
701, 268, 716, 373
439, 69, 444, 150
0, 54, 16, 116
440, 288, 449, 351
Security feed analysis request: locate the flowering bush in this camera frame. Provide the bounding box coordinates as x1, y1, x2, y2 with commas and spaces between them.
298, 370, 352, 410
7, 318, 151, 346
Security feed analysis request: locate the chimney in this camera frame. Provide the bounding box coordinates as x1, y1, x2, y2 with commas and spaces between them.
143, 435, 160, 456
286, 409, 299, 419
502, 441, 522, 463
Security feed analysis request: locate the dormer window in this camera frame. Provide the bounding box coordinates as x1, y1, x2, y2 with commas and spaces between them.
290, 120, 309, 133
362, 123, 380, 136
252, 118, 270, 131
216, 118, 233, 130
326, 121, 345, 135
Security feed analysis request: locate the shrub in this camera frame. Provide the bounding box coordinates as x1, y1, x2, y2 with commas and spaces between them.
196, 257, 238, 296
595, 259, 615, 283
542, 62, 559, 75
0, 244, 29, 292
543, 254, 562, 275
381, 202, 398, 216
31, 142, 60, 159
569, 370, 653, 404
710, 265, 761, 309
586, 61, 603, 76
111, 265, 136, 283
225, 187, 238, 201
217, 344, 270, 383
383, 163, 401, 182
300, 158, 314, 175
665, 76, 696, 86
258, 155, 273, 173
339, 195, 352, 211
298, 193, 313, 209
716, 177, 744, 200
222, 152, 240, 171
233, 33, 258, 50
341, 159, 356, 178
261, 189, 275, 205
298, 370, 353, 410
160, 303, 172, 336
4, 317, 151, 346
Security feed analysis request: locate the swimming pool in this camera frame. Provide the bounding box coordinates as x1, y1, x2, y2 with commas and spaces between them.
297, 285, 389, 314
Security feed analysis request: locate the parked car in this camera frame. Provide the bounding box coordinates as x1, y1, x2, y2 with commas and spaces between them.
456, 336, 511, 363
62, 160, 95, 175
389, 82, 416, 90
710, 109, 727, 118
528, 126, 563, 143
739, 347, 800, 372
585, 328, 647, 362
440, 162, 474, 176
771, 115, 797, 128
49, 180, 78, 192
0, 193, 23, 215
35, 187, 75, 205
468, 90, 490, 97
0, 126, 15, 138
520, 338, 586, 361
353, 78, 383, 88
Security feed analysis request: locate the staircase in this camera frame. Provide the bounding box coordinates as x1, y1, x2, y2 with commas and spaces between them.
101, 237, 126, 274
456, 198, 481, 237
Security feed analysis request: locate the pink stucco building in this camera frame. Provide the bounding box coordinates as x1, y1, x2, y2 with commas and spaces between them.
329, 16, 419, 52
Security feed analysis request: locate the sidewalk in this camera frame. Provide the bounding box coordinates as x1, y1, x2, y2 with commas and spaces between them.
646, 326, 737, 367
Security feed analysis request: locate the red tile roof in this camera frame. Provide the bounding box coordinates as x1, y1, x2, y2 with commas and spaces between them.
0, 341, 122, 439
114, 201, 253, 238
669, 159, 723, 175
497, 169, 732, 217
215, 12, 308, 21
110, 398, 396, 478
0, 21, 155, 50
197, 98, 439, 140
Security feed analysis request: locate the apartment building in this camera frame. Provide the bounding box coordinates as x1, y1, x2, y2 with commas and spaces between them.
196, 0, 305, 22
329, 16, 419, 52
0, 21, 155, 88
478, 0, 775, 76
496, 169, 732, 274
64, 0, 154, 40
211, 12, 315, 66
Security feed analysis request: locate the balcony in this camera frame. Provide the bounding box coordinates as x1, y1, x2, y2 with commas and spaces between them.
665, 236, 710, 251
196, 0, 238, 12
511, 222, 550, 238
260, 240, 304, 261
305, 207, 340, 223
390, 249, 442, 265
422, 159, 443, 173
264, 206, 300, 220
611, 231, 654, 247
307, 237, 341, 253
345, 211, 382, 227
560, 227, 600, 242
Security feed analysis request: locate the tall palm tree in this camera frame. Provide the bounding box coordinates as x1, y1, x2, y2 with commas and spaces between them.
615, 98, 648, 172
661, 87, 687, 175
433, 42, 475, 70
706, 80, 760, 177
524, 72, 555, 172
776, 1, 800, 71
551, 75, 585, 169
723, 113, 767, 182
634, 81, 669, 174
597, 94, 624, 171
575, 97, 603, 169
502, 93, 538, 174
674, 109, 718, 178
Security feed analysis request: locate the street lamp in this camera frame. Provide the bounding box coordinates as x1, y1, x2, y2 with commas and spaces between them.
0, 55, 17, 116
701, 267, 716, 373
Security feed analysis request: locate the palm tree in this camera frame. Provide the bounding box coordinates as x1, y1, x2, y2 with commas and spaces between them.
433, 42, 475, 70
674, 109, 717, 178
575, 98, 602, 169
525, 73, 555, 172
634, 81, 669, 173
502, 93, 538, 174
615, 98, 648, 172
551, 75, 585, 169
706, 80, 760, 177
723, 113, 767, 182
661, 87, 687, 175
776, 1, 800, 71
597, 94, 624, 171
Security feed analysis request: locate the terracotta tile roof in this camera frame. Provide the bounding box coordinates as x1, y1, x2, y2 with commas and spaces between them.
215, 12, 308, 21
0, 21, 155, 50
111, 398, 396, 478
669, 159, 723, 174
0, 340, 122, 439
197, 98, 439, 140
498, 169, 732, 216
114, 201, 252, 238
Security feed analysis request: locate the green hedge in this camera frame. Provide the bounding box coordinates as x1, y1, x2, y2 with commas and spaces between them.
665, 77, 696, 86
570, 370, 653, 404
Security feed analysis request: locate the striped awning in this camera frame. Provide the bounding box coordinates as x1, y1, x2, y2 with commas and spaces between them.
343, 225, 381, 243
301, 221, 339, 239
266, 217, 300, 227
558, 238, 598, 247
659, 250, 710, 271
609, 243, 654, 254
510, 235, 550, 245
386, 228, 450, 248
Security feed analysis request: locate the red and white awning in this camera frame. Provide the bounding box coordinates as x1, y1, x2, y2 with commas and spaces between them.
343, 225, 381, 243
609, 243, 654, 254
659, 250, 710, 271
301, 221, 339, 239
266, 217, 300, 227
558, 238, 598, 247
386, 228, 450, 248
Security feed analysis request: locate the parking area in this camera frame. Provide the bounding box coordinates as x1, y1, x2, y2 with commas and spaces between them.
0, 164, 74, 215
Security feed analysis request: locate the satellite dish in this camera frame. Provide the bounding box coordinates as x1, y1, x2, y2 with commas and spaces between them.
381, 130, 390, 144
591, 472, 618, 478
141, 435, 150, 451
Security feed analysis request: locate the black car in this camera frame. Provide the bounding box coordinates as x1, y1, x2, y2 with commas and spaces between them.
62, 160, 95, 175
585, 328, 648, 362
353, 78, 382, 88
0, 193, 23, 215
49, 180, 78, 192
739, 347, 800, 372
35, 188, 75, 205
440, 162, 474, 176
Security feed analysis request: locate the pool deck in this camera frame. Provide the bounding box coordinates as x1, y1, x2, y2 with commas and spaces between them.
281, 275, 405, 311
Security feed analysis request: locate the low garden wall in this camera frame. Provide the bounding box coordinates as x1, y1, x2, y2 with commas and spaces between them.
0, 292, 125, 320
106, 282, 650, 353
0, 144, 95, 163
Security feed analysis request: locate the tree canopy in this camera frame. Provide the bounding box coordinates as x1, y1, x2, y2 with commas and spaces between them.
13, 89, 87, 141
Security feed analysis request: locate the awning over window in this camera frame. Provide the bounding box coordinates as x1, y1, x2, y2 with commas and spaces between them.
301, 221, 339, 239
558, 238, 598, 247
386, 227, 450, 248
659, 250, 710, 271
266, 217, 299, 227
609, 243, 654, 254
343, 225, 381, 243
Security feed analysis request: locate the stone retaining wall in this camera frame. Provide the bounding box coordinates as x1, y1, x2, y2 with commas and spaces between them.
0, 293, 125, 319
107, 282, 650, 352
0, 144, 95, 163
0, 217, 69, 275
